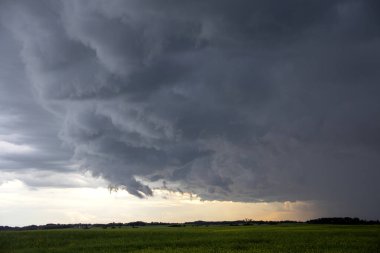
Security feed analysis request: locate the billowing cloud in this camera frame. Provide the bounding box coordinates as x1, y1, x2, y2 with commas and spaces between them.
0, 20, 72, 177
1, 0, 380, 218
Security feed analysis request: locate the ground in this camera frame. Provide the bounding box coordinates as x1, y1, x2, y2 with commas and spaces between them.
0, 224, 379, 253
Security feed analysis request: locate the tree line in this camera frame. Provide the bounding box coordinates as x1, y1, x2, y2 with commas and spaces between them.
1, 217, 379, 231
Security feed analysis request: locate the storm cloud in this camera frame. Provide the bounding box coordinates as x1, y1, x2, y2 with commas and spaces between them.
1, 0, 380, 218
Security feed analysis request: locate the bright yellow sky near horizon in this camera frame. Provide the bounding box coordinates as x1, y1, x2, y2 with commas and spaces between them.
0, 174, 318, 227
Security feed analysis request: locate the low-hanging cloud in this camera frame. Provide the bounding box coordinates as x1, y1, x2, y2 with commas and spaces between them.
1, 0, 380, 218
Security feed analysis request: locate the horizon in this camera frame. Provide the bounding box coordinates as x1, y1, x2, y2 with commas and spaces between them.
1, 0, 380, 226
3, 216, 379, 229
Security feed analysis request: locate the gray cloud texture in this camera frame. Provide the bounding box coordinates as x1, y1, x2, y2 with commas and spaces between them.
0, 21, 72, 177
1, 0, 380, 218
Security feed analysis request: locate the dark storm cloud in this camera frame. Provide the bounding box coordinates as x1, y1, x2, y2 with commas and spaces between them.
0, 22, 72, 177
1, 0, 380, 218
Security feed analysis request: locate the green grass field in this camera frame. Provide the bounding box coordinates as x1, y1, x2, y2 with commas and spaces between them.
0, 225, 379, 253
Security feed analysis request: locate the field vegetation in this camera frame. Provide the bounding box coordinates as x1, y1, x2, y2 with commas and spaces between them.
0, 224, 379, 253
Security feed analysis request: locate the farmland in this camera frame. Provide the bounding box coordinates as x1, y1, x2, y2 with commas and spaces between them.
0, 224, 379, 253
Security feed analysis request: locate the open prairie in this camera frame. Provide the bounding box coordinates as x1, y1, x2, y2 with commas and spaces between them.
1, 225, 379, 253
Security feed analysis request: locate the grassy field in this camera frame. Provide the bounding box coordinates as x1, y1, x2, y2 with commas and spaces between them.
0, 224, 379, 253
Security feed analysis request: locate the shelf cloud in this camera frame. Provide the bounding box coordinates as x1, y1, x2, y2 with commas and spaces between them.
1, 0, 380, 218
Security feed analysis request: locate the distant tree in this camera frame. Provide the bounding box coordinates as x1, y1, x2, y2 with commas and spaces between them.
243, 218, 253, 225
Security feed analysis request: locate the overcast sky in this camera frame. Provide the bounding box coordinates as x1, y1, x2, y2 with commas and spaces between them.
1, 0, 380, 225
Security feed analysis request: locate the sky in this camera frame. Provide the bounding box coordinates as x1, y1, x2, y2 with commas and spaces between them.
0, 0, 380, 226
